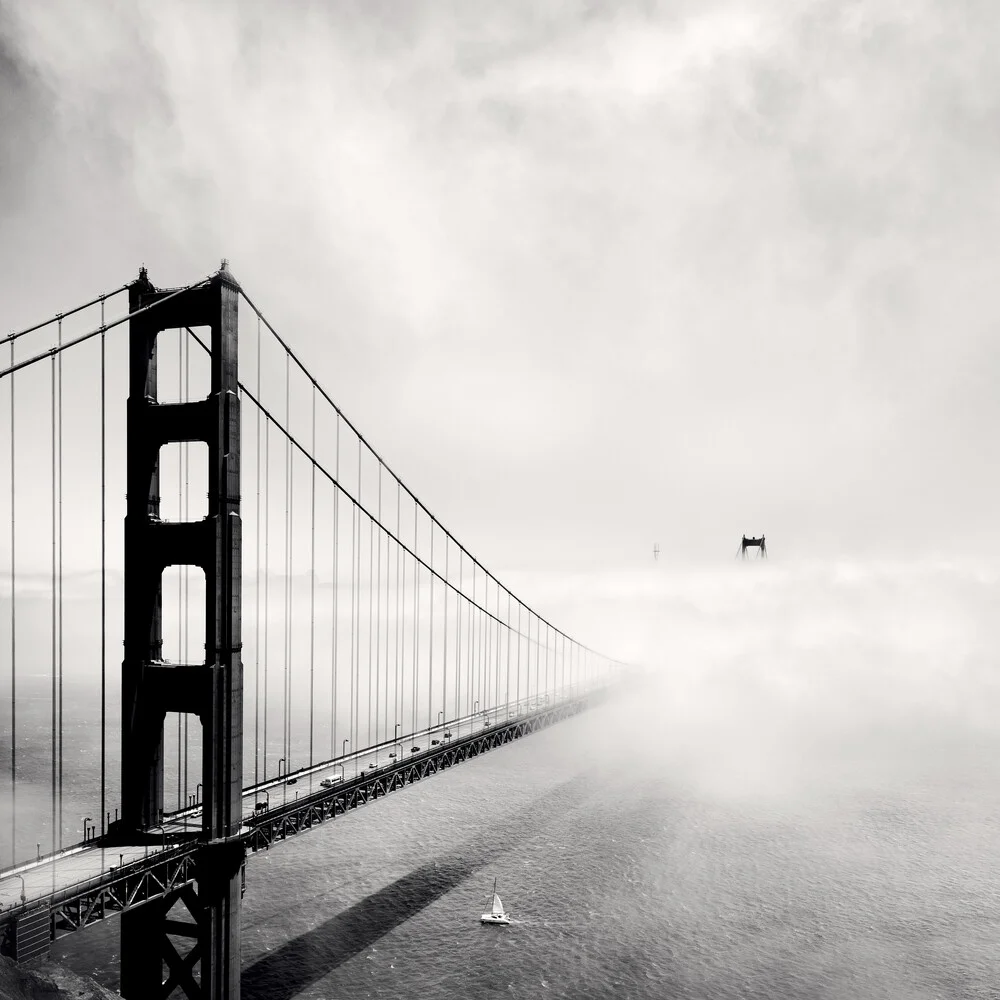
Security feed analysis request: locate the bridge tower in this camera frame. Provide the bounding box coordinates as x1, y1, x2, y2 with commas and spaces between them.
119, 265, 243, 999
738, 534, 767, 559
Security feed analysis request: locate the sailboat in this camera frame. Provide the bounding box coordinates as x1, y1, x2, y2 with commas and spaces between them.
480, 877, 511, 925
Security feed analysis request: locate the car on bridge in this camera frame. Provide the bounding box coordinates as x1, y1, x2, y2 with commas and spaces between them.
411, 746, 420, 753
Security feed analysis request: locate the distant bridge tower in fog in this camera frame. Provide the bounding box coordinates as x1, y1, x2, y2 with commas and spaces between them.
738, 534, 767, 559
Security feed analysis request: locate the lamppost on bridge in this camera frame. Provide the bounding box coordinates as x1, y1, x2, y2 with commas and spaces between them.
17, 875, 26, 905
144, 825, 166, 860
437, 710, 444, 728
82, 817, 92, 843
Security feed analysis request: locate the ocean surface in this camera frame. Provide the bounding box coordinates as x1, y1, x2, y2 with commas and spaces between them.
45, 680, 1000, 1000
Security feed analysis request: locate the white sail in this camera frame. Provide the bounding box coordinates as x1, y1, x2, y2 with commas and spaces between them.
492, 893, 504, 916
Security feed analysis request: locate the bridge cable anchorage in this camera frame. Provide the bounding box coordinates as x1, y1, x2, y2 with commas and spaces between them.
0, 277, 213, 380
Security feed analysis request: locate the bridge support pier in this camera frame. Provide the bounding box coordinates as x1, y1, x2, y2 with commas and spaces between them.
120, 266, 243, 1000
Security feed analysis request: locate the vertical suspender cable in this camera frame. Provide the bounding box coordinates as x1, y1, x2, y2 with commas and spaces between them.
479, 575, 485, 718
367, 491, 374, 750
255, 318, 261, 786
331, 413, 339, 758
544, 623, 549, 703
395, 482, 401, 739
535, 614, 540, 705
516, 603, 521, 711
467, 565, 474, 720
384, 499, 390, 746
428, 525, 433, 732
284, 353, 293, 770
412, 505, 418, 737
50, 351, 56, 859
348, 474, 356, 768
263, 421, 270, 779
309, 386, 316, 767
100, 298, 106, 836
354, 446, 361, 767
9, 338, 15, 862
57, 318, 63, 847
184, 331, 190, 805
485, 578, 492, 719
443, 540, 448, 728
375, 465, 382, 752
367, 461, 374, 750
505, 592, 511, 717
177, 332, 183, 810
493, 581, 500, 710
455, 545, 465, 719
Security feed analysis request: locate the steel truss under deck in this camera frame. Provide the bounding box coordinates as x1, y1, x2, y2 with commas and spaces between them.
0, 691, 604, 972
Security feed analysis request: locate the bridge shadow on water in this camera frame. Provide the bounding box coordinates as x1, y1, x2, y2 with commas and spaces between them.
242, 776, 589, 1000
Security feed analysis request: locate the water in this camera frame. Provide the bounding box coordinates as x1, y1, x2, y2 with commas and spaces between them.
17, 561, 1000, 997
49, 685, 1000, 999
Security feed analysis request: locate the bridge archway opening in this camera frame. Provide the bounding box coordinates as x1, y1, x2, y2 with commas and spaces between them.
158, 441, 209, 522
163, 709, 204, 812
155, 326, 211, 404
160, 564, 206, 665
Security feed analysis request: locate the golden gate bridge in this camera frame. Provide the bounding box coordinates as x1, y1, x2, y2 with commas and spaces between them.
0, 263, 622, 998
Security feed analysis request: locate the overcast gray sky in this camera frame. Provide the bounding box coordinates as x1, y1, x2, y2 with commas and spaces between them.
2, 0, 998, 591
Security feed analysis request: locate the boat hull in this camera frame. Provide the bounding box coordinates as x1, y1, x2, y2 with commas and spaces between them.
480, 913, 511, 925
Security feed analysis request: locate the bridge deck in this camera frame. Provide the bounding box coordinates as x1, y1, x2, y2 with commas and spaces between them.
0, 694, 596, 948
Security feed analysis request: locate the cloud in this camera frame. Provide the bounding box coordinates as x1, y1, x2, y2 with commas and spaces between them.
1, 0, 998, 582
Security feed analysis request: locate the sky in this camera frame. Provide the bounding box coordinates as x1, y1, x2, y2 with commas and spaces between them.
1, 0, 999, 664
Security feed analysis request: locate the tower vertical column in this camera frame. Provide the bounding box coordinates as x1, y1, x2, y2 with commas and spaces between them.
120, 265, 243, 1000
197, 270, 244, 999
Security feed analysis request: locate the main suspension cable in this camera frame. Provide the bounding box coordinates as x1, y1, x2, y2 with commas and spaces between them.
0, 284, 129, 348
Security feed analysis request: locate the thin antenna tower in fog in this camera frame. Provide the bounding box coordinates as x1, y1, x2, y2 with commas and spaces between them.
653, 543, 660, 561
736, 534, 767, 559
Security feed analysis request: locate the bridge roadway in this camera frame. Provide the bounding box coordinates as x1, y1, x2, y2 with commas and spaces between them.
0, 691, 598, 951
